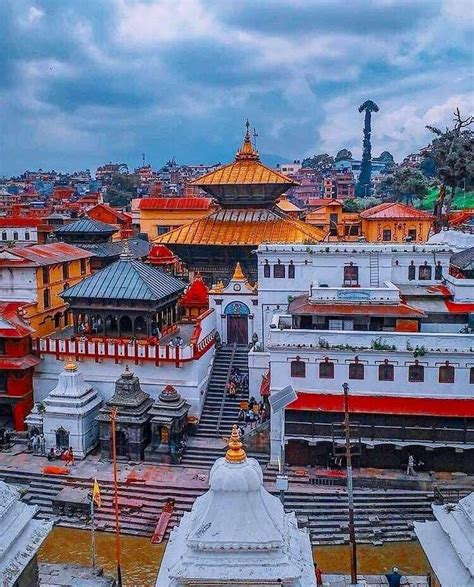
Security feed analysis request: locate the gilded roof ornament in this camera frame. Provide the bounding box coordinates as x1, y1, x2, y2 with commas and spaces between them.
65, 357, 77, 372
235, 119, 260, 162
231, 262, 246, 281
225, 424, 246, 463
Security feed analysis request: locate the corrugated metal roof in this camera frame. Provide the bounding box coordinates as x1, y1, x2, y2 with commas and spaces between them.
79, 239, 151, 259
360, 202, 434, 220
54, 217, 118, 235
61, 258, 185, 302
154, 208, 325, 246
8, 243, 92, 266
289, 294, 425, 317
139, 197, 213, 210
191, 159, 295, 186
451, 247, 474, 270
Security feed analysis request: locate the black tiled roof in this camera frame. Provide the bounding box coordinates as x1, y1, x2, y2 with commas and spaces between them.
79, 238, 151, 259
54, 218, 118, 235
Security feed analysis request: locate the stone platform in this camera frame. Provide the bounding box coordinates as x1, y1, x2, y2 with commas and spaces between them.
39, 563, 116, 586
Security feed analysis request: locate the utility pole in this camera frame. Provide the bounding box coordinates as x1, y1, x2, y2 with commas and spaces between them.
342, 382, 358, 586
110, 407, 123, 586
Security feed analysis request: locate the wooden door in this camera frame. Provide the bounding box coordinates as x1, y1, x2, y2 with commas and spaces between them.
227, 316, 248, 345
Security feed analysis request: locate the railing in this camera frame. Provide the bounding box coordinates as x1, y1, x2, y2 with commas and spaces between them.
216, 343, 237, 435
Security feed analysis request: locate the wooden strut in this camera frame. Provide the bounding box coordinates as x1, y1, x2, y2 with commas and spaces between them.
110, 407, 123, 586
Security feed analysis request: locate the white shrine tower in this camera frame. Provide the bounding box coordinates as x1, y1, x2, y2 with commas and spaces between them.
42, 359, 103, 459
157, 425, 315, 586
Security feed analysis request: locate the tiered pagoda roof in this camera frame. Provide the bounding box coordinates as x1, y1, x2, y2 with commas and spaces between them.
54, 217, 118, 237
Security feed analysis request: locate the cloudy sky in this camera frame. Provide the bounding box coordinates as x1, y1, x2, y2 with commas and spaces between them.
1, 0, 473, 176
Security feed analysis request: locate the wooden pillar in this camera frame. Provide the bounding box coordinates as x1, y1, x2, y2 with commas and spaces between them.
73, 313, 79, 335
117, 315, 122, 337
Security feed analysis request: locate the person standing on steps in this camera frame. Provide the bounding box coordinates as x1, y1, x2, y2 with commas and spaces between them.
406, 454, 415, 476
385, 566, 403, 587
314, 562, 323, 587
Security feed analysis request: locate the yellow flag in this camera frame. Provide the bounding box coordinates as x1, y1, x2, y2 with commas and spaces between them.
92, 478, 101, 508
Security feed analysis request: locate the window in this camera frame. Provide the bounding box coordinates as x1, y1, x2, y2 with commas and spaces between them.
1, 232, 6, 241
0, 338, 5, 354
408, 364, 424, 382
435, 262, 443, 280
343, 264, 359, 286
25, 232, 30, 241
263, 262, 270, 278
349, 362, 364, 380
329, 213, 338, 236
80, 258, 87, 275
439, 364, 455, 384
42, 267, 50, 284
379, 363, 394, 381
157, 225, 169, 235
62, 263, 70, 280
288, 262, 295, 279
290, 359, 306, 378
408, 229, 417, 241
419, 264, 432, 280
274, 263, 285, 278
382, 229, 392, 241
0, 371, 6, 391
43, 288, 51, 309
408, 261, 416, 281
470, 367, 474, 384
13, 231, 18, 241
319, 361, 334, 379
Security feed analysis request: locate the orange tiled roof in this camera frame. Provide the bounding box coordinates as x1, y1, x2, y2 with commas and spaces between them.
191, 130, 296, 188
289, 294, 425, 317
276, 196, 302, 212
154, 209, 325, 246
3, 243, 92, 266
360, 202, 434, 220
139, 197, 214, 211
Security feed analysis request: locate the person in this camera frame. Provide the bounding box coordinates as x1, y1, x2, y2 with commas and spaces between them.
247, 409, 257, 429
407, 454, 415, 476
64, 446, 75, 466
237, 407, 246, 422
39, 433, 46, 456
385, 566, 403, 587
248, 396, 256, 410
314, 562, 323, 587
227, 381, 236, 398
32, 433, 40, 455
4, 431, 11, 448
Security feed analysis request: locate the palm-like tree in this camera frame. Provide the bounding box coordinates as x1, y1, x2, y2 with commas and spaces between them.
356, 100, 379, 197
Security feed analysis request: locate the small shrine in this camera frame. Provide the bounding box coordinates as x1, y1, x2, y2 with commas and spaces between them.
145, 385, 190, 464
209, 262, 258, 346
179, 273, 209, 319
41, 359, 102, 459
97, 366, 153, 461
0, 481, 52, 587
156, 426, 315, 586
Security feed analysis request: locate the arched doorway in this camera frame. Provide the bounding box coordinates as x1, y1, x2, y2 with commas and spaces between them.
115, 430, 128, 457
225, 301, 250, 345
56, 427, 69, 450
119, 315, 133, 336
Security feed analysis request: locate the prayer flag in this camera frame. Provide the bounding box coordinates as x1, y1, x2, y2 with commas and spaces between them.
92, 478, 101, 508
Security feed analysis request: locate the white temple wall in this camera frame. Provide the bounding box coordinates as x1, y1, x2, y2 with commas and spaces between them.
248, 350, 270, 400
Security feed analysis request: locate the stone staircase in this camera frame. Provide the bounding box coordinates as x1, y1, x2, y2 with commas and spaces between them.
197, 345, 250, 438
0, 468, 439, 546
180, 441, 269, 470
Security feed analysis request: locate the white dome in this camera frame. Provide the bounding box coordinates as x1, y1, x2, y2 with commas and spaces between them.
209, 456, 263, 492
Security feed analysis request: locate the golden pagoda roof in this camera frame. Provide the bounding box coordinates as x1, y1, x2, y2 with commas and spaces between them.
191, 125, 296, 188
154, 208, 326, 246
232, 262, 246, 280
276, 195, 302, 213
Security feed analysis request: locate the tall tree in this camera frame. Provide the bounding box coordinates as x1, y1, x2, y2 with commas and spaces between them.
378, 167, 428, 205
356, 100, 379, 197
301, 153, 334, 173
105, 172, 138, 208
335, 149, 352, 162
425, 108, 474, 224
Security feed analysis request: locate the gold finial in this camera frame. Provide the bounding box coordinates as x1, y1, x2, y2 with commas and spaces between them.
122, 364, 133, 378
211, 280, 225, 294
236, 120, 260, 162
232, 262, 246, 281
65, 356, 77, 372
225, 425, 246, 463
120, 239, 133, 260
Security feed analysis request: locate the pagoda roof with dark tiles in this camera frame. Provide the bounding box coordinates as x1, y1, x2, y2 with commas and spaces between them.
54, 217, 119, 236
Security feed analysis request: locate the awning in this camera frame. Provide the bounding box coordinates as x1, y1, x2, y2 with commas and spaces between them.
0, 355, 40, 370
288, 392, 474, 418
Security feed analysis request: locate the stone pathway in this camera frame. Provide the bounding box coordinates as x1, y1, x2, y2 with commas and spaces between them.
323, 575, 428, 586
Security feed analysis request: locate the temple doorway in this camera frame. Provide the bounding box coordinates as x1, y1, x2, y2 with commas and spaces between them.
115, 430, 128, 457
225, 301, 250, 346
56, 427, 70, 450
0, 404, 13, 429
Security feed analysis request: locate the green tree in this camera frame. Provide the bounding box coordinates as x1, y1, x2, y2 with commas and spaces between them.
378, 167, 428, 205
335, 149, 352, 162
342, 198, 361, 212
105, 172, 138, 208
301, 153, 334, 173
425, 108, 474, 219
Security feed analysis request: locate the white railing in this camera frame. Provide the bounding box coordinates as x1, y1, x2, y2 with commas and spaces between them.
309, 281, 400, 303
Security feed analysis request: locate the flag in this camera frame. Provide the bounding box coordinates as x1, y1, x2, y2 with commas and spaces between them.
92, 478, 101, 508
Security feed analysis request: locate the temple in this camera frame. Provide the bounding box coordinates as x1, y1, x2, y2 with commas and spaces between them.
155, 122, 325, 283
157, 426, 315, 585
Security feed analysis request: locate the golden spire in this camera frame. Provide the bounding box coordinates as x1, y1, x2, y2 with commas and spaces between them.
232, 262, 246, 281
225, 425, 246, 463
65, 357, 77, 372
235, 119, 260, 162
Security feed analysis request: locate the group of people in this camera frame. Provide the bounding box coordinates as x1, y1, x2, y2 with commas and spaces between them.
237, 396, 268, 430
168, 335, 185, 347
227, 367, 249, 398
29, 431, 75, 465
30, 432, 46, 456
0, 428, 11, 450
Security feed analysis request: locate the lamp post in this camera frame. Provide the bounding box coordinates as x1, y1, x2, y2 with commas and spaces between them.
110, 407, 123, 587
342, 382, 358, 586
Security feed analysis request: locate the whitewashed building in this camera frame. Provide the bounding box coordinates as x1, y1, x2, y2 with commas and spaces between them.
415, 492, 474, 586
248, 243, 474, 472
41, 359, 102, 458
157, 426, 315, 586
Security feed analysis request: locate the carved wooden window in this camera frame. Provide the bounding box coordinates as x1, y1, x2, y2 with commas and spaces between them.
408, 261, 416, 281
439, 364, 454, 384
290, 359, 306, 378
343, 264, 359, 286
419, 263, 432, 280
319, 361, 334, 379
263, 262, 270, 278
378, 363, 394, 381
288, 262, 295, 279
274, 263, 285, 278
435, 262, 443, 280
408, 364, 424, 382
349, 362, 364, 380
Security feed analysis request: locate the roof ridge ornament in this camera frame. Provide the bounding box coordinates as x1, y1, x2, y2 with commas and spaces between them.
235, 119, 260, 162
225, 424, 246, 463
119, 239, 133, 260
65, 356, 78, 372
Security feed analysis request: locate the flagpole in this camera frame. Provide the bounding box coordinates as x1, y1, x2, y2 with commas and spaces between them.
110, 407, 123, 586
90, 491, 96, 568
